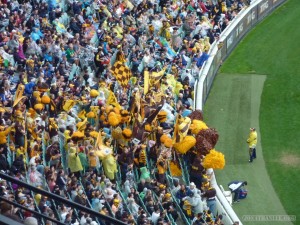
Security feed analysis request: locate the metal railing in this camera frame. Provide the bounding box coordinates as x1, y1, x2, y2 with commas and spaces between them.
0, 172, 127, 225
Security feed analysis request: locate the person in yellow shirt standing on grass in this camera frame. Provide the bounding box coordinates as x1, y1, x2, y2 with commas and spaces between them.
247, 128, 257, 163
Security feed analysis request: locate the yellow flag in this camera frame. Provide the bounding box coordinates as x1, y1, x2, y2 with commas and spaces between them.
78, 109, 86, 120
107, 91, 121, 110
150, 67, 166, 86
144, 70, 150, 95
110, 51, 131, 88
13, 84, 25, 107
173, 115, 182, 144
95, 129, 103, 149
50, 99, 56, 111
63, 100, 76, 112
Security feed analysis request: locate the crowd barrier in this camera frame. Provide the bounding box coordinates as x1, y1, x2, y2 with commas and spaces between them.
193, 0, 287, 224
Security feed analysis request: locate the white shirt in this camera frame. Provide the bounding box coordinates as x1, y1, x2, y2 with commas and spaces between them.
228, 182, 244, 192
150, 212, 160, 225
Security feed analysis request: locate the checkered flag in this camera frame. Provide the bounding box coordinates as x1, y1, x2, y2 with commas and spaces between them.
110, 57, 132, 89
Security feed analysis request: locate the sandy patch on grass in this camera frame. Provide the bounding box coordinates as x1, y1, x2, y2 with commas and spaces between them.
279, 153, 300, 168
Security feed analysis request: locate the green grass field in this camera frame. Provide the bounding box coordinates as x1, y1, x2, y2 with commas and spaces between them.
203, 0, 300, 224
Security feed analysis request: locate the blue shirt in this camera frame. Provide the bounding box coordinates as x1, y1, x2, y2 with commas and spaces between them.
25, 82, 36, 95
196, 52, 209, 68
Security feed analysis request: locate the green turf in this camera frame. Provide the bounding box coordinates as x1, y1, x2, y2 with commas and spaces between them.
204, 74, 294, 225
203, 0, 300, 224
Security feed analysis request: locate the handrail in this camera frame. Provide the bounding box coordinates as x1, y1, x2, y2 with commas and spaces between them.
0, 215, 25, 225
0, 196, 64, 225
0, 172, 127, 225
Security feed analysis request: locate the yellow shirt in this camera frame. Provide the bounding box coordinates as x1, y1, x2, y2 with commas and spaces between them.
0, 127, 11, 144
247, 131, 257, 148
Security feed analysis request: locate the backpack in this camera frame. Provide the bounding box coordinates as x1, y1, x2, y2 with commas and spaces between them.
239, 188, 248, 199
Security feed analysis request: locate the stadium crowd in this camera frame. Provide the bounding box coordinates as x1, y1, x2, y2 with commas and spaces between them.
0, 0, 248, 224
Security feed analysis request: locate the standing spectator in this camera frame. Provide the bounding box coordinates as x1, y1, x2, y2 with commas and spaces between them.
176, 184, 192, 207
0, 124, 12, 157
14, 112, 26, 148
202, 185, 217, 216
192, 212, 205, 225
247, 128, 257, 162
74, 189, 87, 206
68, 147, 83, 179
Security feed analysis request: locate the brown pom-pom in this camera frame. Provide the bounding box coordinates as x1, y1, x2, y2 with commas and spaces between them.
195, 134, 213, 156
188, 110, 204, 121
197, 128, 219, 148
198, 139, 213, 156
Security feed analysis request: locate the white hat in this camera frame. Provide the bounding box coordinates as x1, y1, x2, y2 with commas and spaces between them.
190, 182, 195, 187
78, 189, 83, 195
24, 217, 38, 225
148, 140, 156, 148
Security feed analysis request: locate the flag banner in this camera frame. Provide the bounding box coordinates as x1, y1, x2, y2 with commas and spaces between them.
13, 84, 25, 107
144, 70, 150, 95
110, 51, 132, 88
107, 91, 122, 109
150, 67, 166, 86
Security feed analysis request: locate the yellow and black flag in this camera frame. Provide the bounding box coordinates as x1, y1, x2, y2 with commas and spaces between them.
144, 67, 166, 94
110, 51, 132, 89
107, 91, 121, 110
63, 99, 76, 112
13, 84, 26, 107
150, 67, 166, 86
144, 69, 150, 95
173, 115, 191, 143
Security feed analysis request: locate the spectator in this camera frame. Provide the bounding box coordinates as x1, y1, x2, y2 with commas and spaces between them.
0, 0, 245, 223
68, 147, 83, 178
202, 186, 217, 216
247, 127, 257, 162
0, 202, 22, 222
228, 180, 248, 203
